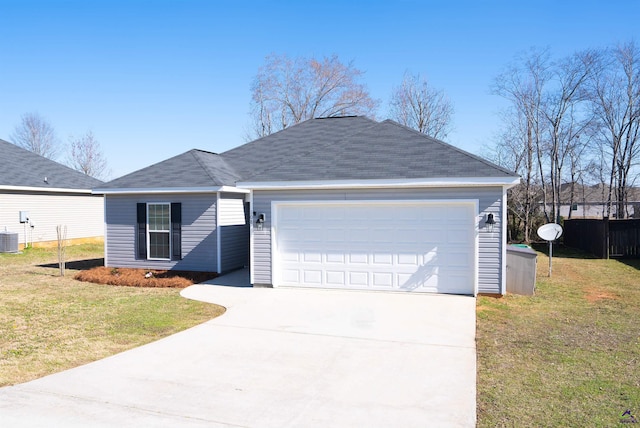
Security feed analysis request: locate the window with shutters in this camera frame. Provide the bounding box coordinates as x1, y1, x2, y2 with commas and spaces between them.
147, 203, 171, 260
137, 202, 181, 261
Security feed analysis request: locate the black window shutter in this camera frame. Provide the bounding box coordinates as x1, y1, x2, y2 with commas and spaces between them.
136, 203, 147, 259
171, 203, 182, 260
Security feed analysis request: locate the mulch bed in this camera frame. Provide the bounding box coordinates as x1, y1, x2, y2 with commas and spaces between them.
74, 267, 217, 288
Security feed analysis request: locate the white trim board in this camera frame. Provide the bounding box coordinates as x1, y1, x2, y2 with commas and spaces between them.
1, 185, 93, 194
92, 186, 249, 195
239, 177, 520, 190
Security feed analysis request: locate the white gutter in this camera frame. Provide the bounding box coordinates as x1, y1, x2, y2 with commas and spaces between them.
237, 177, 521, 190
0, 185, 93, 194
92, 186, 250, 195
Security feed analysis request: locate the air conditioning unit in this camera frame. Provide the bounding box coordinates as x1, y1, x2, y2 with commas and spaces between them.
0, 232, 19, 253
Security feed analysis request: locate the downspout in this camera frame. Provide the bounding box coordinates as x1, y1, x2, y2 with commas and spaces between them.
216, 193, 221, 274
249, 190, 254, 285
501, 185, 508, 295
104, 194, 108, 267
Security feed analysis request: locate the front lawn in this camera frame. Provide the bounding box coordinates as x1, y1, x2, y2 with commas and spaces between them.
477, 245, 640, 427
0, 244, 225, 386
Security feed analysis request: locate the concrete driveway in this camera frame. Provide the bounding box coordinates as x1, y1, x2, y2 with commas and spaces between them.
0, 271, 477, 427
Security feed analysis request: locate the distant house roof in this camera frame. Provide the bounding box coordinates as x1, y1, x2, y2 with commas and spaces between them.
96, 149, 242, 192
0, 138, 103, 192
554, 182, 640, 204
96, 117, 519, 192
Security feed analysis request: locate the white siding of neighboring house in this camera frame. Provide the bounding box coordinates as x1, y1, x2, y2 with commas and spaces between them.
0, 191, 104, 246
251, 186, 505, 295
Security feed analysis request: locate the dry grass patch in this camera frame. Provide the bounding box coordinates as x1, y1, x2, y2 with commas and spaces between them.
0, 244, 225, 386
477, 245, 640, 427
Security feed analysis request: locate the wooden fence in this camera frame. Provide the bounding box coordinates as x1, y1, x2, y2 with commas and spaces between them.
564, 218, 640, 258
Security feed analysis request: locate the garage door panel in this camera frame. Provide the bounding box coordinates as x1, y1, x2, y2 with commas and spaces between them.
301, 206, 322, 220
326, 207, 347, 220
373, 252, 393, 265
303, 252, 322, 263
372, 272, 393, 287
282, 269, 300, 283
326, 271, 345, 285
348, 228, 370, 243
280, 252, 300, 262
303, 270, 322, 284
446, 251, 473, 268
326, 228, 345, 242
349, 252, 369, 264
274, 202, 475, 294
349, 271, 369, 286
372, 227, 394, 242
398, 271, 440, 291
447, 229, 471, 244
397, 253, 420, 266
446, 206, 472, 220
326, 252, 345, 263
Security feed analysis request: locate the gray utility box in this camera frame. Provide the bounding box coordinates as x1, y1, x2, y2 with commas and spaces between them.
0, 231, 19, 253
506, 245, 537, 296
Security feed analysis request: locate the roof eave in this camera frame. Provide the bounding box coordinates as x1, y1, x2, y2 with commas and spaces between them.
237, 177, 521, 190
92, 186, 249, 195
0, 185, 94, 194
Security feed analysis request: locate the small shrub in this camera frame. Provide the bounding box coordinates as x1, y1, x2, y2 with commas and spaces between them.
75, 267, 217, 288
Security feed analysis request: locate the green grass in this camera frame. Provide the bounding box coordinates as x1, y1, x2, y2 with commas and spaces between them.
0, 244, 225, 386
477, 245, 640, 427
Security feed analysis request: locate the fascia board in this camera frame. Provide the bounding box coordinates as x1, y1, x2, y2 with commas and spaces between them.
237, 177, 521, 190
0, 185, 92, 194
92, 186, 250, 195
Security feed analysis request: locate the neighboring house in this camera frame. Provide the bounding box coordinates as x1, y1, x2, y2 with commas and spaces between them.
540, 183, 640, 219
0, 139, 104, 249
94, 117, 519, 295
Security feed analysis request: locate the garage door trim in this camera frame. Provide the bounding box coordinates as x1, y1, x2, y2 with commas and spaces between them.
271, 199, 479, 295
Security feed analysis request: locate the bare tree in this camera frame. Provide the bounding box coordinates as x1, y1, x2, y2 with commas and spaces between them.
492, 48, 549, 241
67, 131, 110, 180
389, 72, 454, 139
542, 50, 597, 223
587, 41, 640, 218
10, 112, 60, 160
248, 54, 378, 139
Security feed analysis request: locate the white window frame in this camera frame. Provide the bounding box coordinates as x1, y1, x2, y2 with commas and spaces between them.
147, 202, 171, 260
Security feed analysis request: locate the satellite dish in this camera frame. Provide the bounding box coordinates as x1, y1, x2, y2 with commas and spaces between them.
537, 223, 563, 277
537, 223, 563, 241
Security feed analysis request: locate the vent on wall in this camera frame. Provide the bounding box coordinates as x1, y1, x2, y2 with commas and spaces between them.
0, 232, 19, 253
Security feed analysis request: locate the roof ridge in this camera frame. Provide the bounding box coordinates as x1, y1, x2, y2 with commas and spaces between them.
236, 117, 380, 181
190, 150, 231, 185
380, 119, 519, 177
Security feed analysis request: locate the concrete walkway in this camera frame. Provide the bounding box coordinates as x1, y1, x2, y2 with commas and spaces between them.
0, 271, 477, 427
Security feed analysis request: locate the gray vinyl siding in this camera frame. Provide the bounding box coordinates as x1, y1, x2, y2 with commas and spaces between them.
252, 187, 504, 294
219, 193, 249, 272
105, 193, 218, 272
0, 191, 103, 245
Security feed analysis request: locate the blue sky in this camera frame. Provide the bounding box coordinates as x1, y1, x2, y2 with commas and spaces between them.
1, 1, 639, 179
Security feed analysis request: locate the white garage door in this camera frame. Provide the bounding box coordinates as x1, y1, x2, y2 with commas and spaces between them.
273, 201, 477, 294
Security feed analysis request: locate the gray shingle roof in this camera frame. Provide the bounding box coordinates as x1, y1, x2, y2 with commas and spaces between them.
228, 117, 518, 182
0, 138, 103, 190
98, 116, 518, 191
221, 116, 379, 180
99, 149, 241, 189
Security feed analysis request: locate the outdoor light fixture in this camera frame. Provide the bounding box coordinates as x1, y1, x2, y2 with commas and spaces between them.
485, 213, 496, 232
256, 213, 265, 231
